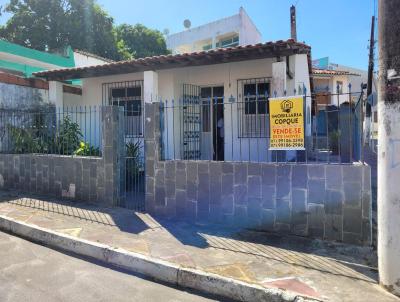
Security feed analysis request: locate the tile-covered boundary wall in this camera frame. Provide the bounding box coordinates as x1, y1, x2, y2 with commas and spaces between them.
145, 102, 372, 246
0, 106, 125, 207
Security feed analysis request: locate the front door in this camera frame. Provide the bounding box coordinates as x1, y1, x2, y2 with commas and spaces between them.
200, 86, 224, 161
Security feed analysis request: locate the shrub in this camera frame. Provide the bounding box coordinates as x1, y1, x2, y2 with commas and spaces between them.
74, 141, 101, 156
55, 116, 82, 155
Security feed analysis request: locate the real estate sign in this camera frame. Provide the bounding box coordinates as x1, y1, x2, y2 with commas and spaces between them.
269, 95, 305, 150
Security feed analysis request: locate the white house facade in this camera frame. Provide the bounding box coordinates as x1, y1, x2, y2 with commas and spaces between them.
35, 40, 312, 163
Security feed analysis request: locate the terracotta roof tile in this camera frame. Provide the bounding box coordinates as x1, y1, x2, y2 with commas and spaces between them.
34, 39, 311, 81
312, 68, 360, 76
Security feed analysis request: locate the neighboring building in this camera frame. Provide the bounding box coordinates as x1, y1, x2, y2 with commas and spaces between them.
0, 39, 113, 78
312, 68, 361, 108
311, 57, 369, 109
166, 7, 262, 54
36, 40, 312, 163
0, 39, 113, 109
73, 49, 115, 67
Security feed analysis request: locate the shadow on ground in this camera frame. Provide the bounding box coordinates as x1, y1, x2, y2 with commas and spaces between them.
156, 218, 378, 283
0, 190, 378, 284
0, 191, 149, 234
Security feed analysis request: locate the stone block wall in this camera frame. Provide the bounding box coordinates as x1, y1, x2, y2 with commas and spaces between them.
0, 106, 125, 207
145, 103, 372, 246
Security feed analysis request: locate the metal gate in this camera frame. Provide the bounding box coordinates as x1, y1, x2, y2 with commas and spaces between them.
102, 80, 145, 211
182, 84, 201, 159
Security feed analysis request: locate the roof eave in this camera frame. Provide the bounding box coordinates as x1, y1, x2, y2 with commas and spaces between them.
34, 40, 311, 81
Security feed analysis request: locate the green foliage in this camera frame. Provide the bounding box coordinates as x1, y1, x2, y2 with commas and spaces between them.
8, 125, 41, 153
115, 23, 170, 59
1, 1, 170, 61
7, 111, 51, 154
1, 0, 120, 60
55, 115, 82, 155
74, 141, 100, 156
126, 141, 142, 181
329, 130, 340, 155
8, 114, 101, 157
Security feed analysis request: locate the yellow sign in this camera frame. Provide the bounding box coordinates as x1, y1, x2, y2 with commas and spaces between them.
269, 96, 305, 150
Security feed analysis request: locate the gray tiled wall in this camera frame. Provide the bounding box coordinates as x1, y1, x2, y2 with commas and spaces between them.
145, 102, 372, 246
0, 106, 125, 207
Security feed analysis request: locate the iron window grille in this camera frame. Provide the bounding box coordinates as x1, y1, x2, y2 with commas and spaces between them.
237, 77, 271, 138
102, 80, 144, 137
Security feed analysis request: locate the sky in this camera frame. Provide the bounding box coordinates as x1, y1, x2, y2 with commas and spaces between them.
0, 0, 378, 70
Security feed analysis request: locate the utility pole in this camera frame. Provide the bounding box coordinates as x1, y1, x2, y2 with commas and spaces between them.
365, 16, 375, 146
367, 16, 375, 112
378, 0, 400, 297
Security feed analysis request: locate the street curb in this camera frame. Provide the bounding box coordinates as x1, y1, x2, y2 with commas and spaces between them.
0, 215, 320, 302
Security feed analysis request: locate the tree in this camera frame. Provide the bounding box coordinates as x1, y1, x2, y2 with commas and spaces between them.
116, 24, 170, 59
1, 0, 121, 60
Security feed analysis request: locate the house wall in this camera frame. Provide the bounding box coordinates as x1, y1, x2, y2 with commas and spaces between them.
78, 72, 144, 107
159, 57, 275, 162
62, 92, 82, 107
61, 54, 311, 163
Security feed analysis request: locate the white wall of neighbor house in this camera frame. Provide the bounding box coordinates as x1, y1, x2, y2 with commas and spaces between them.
166, 7, 261, 54
73, 52, 112, 67
330, 75, 350, 105
314, 75, 355, 106
238, 7, 262, 46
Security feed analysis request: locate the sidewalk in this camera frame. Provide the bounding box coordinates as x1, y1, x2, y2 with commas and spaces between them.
0, 191, 397, 302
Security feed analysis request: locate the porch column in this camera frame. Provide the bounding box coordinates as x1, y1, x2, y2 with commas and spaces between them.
49, 81, 63, 107
272, 61, 287, 97
144, 71, 160, 213
144, 71, 159, 103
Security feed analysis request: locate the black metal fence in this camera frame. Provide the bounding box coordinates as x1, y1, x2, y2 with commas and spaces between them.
159, 90, 365, 164
120, 105, 145, 211
0, 106, 102, 156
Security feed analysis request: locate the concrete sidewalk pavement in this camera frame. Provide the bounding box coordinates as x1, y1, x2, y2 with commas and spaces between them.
0, 191, 397, 302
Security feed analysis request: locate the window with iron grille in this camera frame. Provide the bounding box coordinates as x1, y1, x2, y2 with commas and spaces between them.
102, 80, 143, 137
237, 78, 271, 138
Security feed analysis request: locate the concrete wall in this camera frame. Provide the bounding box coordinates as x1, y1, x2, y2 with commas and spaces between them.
0, 82, 49, 109
0, 106, 125, 207
146, 102, 372, 246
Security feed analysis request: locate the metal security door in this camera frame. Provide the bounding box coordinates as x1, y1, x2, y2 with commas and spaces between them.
182, 84, 201, 160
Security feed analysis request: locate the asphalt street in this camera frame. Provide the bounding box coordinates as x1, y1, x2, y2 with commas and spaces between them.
0, 231, 221, 302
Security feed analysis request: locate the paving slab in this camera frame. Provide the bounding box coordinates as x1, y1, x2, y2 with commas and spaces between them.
0, 191, 397, 302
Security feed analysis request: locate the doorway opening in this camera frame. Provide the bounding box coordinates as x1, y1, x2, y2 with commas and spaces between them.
200, 86, 224, 161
